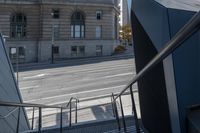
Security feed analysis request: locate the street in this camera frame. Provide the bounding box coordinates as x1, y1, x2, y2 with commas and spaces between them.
17, 49, 140, 128
18, 52, 137, 105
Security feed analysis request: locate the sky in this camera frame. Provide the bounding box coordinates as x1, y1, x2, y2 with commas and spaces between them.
127, 0, 132, 14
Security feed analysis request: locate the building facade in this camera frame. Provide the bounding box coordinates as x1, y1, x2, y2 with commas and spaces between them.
119, 0, 129, 26
0, 0, 120, 63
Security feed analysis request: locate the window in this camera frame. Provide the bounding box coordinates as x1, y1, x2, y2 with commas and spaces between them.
9, 47, 25, 59
10, 47, 17, 59
71, 46, 85, 56
96, 45, 103, 56
75, 25, 81, 38
71, 46, 77, 56
96, 11, 102, 20
52, 9, 60, 19
53, 46, 59, 54
79, 46, 85, 56
53, 25, 59, 39
115, 16, 118, 39
96, 26, 102, 38
71, 11, 85, 38
18, 47, 25, 58
11, 13, 26, 38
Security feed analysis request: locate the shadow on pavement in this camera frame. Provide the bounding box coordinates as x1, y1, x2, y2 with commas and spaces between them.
91, 104, 114, 120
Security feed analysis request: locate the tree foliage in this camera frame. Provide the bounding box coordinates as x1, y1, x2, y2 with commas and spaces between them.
119, 24, 132, 43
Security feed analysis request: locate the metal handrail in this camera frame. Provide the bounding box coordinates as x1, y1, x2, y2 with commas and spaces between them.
0, 101, 65, 133
30, 97, 79, 131
65, 97, 79, 127
111, 10, 200, 133
114, 10, 200, 101
0, 101, 64, 108
0, 107, 19, 119
66, 97, 79, 108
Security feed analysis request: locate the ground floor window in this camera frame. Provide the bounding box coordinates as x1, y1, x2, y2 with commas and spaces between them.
96, 45, 103, 56
71, 46, 85, 57
18, 47, 25, 58
9, 47, 25, 59
53, 46, 59, 55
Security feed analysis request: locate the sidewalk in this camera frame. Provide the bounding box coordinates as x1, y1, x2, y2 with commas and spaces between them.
13, 48, 134, 72
26, 92, 140, 129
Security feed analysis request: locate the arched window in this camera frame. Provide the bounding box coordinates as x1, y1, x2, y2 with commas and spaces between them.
11, 13, 27, 38
71, 11, 85, 38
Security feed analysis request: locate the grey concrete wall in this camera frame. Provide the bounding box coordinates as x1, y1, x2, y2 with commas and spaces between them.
39, 40, 116, 62
6, 41, 38, 63
0, 34, 29, 132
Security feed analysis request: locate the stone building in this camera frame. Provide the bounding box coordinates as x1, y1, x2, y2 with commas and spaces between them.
119, 0, 129, 26
0, 0, 120, 63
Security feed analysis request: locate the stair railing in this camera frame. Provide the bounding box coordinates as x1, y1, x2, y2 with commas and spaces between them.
0, 100, 72, 133
29, 97, 79, 132
65, 97, 79, 127
111, 10, 200, 133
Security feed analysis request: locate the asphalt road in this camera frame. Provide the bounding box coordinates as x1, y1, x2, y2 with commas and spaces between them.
18, 51, 137, 106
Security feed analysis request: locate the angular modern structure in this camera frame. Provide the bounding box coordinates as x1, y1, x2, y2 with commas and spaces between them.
131, 0, 200, 133
0, 34, 29, 132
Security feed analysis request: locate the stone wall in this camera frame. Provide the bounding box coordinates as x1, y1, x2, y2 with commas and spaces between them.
0, 1, 120, 63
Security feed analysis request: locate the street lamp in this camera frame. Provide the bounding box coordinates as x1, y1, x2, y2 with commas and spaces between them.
51, 12, 55, 64
51, 24, 55, 64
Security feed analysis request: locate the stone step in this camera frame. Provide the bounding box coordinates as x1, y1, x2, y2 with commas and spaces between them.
23, 115, 139, 133
104, 126, 144, 133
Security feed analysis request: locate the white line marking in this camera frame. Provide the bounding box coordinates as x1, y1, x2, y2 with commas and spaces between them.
26, 85, 127, 102
105, 72, 134, 78
20, 85, 39, 90
23, 73, 48, 79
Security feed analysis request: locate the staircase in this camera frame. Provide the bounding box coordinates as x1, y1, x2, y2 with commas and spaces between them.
24, 116, 141, 133
104, 126, 144, 133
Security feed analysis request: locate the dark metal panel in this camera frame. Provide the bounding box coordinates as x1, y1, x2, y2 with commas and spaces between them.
168, 9, 200, 133
131, 11, 172, 133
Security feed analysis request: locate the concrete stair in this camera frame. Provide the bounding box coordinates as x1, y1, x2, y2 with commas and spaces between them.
24, 115, 142, 133
104, 126, 144, 133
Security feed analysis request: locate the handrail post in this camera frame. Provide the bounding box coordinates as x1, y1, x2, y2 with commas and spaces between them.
16, 107, 20, 133
60, 108, 63, 133
130, 85, 140, 133
38, 107, 42, 133
69, 101, 72, 127
112, 93, 121, 131
75, 99, 78, 124
111, 94, 115, 117
31, 107, 35, 130
119, 95, 126, 132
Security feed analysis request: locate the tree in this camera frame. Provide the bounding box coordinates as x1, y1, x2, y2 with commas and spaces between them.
119, 24, 132, 44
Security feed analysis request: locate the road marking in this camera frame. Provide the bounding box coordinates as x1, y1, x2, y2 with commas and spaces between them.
21, 63, 135, 75
20, 85, 39, 90
22, 73, 48, 79
105, 72, 134, 78
26, 85, 127, 102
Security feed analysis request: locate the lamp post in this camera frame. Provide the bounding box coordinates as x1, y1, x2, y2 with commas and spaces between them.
51, 24, 55, 64
16, 47, 19, 87
51, 12, 55, 64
